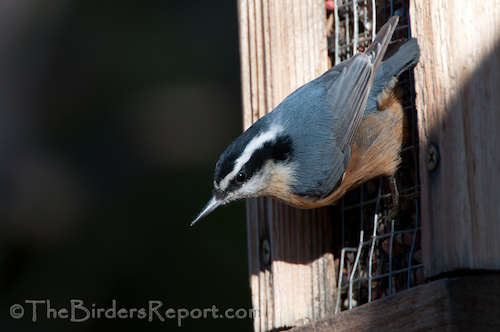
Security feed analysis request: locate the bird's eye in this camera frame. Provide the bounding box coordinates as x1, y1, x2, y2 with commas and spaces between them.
236, 171, 247, 183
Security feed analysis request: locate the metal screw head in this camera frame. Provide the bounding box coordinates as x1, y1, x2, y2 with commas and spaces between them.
426, 144, 440, 171
261, 239, 271, 265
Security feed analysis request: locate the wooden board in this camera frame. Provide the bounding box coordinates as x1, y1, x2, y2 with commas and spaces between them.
410, 0, 500, 278
237, 0, 334, 331
289, 274, 500, 332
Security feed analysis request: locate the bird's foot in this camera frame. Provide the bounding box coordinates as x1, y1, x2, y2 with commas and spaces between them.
385, 175, 420, 222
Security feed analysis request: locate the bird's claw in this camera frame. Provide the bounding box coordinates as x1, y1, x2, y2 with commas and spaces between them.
385, 175, 420, 222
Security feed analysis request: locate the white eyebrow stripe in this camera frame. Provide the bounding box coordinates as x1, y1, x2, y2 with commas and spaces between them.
218, 126, 282, 191
235, 127, 280, 171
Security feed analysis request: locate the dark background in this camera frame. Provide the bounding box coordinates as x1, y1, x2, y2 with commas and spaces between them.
0, 1, 251, 331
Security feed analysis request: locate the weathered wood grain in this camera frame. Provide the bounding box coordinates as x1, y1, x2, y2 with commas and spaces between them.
238, 1, 334, 331
289, 274, 500, 332
410, 0, 500, 278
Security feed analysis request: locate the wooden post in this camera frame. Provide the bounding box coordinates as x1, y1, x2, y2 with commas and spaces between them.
237, 1, 335, 331
410, 0, 500, 278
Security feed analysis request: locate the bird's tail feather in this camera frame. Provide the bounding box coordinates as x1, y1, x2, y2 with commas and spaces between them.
366, 36, 420, 113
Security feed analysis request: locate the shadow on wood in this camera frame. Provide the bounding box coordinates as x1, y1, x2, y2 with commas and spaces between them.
412, 1, 500, 278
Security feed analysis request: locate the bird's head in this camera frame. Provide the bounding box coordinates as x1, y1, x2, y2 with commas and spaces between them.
191, 119, 296, 225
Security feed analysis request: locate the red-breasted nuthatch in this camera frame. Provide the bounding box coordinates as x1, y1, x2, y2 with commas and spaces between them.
192, 16, 420, 225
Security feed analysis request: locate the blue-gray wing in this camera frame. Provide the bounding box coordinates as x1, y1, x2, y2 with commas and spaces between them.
315, 16, 399, 190
323, 15, 399, 152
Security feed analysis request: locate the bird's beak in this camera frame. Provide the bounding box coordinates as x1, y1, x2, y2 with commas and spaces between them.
191, 196, 223, 226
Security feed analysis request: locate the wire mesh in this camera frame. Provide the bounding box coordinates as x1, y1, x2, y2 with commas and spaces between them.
326, 0, 425, 312
329, 0, 376, 65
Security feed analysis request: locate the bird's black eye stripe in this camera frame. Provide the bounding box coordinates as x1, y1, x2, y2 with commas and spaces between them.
213, 120, 268, 184
218, 133, 294, 191
239, 134, 294, 182
270, 135, 293, 161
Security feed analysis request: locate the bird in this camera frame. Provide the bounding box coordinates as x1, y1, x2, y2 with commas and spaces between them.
192, 16, 420, 226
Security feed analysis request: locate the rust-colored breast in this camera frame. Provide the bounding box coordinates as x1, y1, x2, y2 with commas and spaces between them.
266, 86, 404, 210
